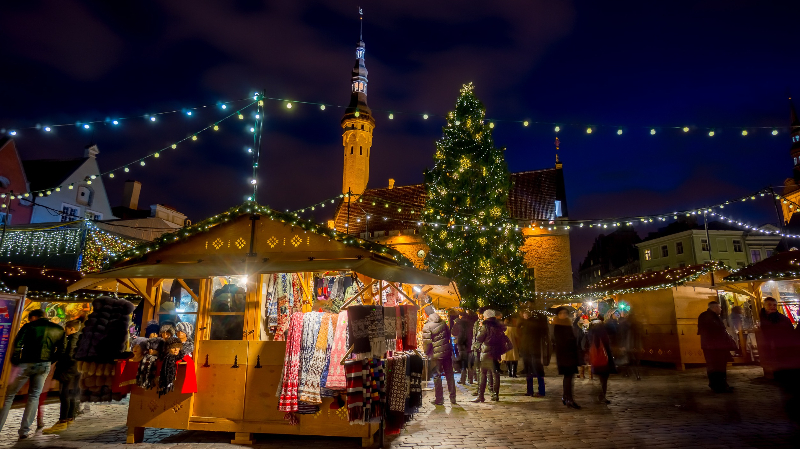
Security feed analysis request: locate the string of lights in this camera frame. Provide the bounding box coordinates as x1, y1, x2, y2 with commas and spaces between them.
0, 99, 259, 198
0, 96, 257, 134
3, 92, 791, 139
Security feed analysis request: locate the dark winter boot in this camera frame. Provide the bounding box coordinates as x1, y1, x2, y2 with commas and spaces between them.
525, 377, 534, 396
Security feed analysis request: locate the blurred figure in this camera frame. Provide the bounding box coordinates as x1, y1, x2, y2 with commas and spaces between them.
472, 310, 507, 402
759, 297, 800, 422
422, 312, 457, 405
575, 315, 591, 380
730, 306, 744, 334
519, 311, 550, 397
698, 301, 735, 393
618, 311, 643, 380
43, 320, 82, 434
0, 309, 64, 439
501, 318, 519, 377
453, 311, 474, 384
471, 308, 491, 395
589, 315, 616, 404
553, 307, 580, 409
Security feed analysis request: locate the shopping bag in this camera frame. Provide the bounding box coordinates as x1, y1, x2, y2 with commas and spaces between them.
589, 341, 608, 367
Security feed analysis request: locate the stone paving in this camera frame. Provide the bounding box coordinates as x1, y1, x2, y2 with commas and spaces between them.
0, 365, 798, 448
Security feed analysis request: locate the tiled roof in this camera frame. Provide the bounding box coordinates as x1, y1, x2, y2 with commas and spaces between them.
22, 158, 88, 192
334, 168, 566, 235
724, 250, 800, 282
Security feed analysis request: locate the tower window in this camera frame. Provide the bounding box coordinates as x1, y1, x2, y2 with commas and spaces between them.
361, 125, 364, 130
360, 146, 363, 155
350, 146, 354, 155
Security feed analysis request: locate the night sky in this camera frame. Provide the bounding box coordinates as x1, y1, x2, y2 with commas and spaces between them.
2, 1, 799, 273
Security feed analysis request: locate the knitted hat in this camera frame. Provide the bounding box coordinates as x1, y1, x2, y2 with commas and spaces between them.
145, 320, 160, 336
483, 309, 496, 319
176, 321, 193, 339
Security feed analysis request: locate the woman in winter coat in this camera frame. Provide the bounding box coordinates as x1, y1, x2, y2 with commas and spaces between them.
472, 310, 508, 402
422, 312, 457, 405
588, 316, 616, 404
501, 318, 520, 377
553, 307, 580, 409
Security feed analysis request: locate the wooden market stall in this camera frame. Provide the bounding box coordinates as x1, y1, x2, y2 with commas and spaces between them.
576, 263, 730, 370
718, 250, 800, 377
74, 203, 449, 446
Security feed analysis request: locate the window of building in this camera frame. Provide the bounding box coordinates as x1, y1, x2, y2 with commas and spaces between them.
750, 249, 762, 263
84, 210, 102, 221
733, 239, 743, 252
61, 203, 80, 222
554, 200, 562, 217
701, 238, 710, 251
0, 212, 11, 225
661, 245, 668, 258
644, 249, 652, 261
360, 146, 363, 155
156, 279, 200, 335
208, 276, 247, 340
350, 146, 353, 155
766, 249, 774, 258
676, 241, 684, 255
76, 185, 94, 207
717, 238, 728, 252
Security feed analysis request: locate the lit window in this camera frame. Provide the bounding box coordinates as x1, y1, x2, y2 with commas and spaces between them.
555, 200, 562, 217
644, 249, 652, 261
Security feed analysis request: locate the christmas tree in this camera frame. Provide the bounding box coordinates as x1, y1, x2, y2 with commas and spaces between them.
422, 83, 530, 313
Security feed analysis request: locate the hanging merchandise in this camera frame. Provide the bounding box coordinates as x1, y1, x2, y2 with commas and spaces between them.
278, 312, 305, 414
298, 312, 324, 404
325, 311, 349, 390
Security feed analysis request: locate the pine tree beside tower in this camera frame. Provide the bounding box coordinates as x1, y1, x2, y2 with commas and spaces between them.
422, 83, 530, 313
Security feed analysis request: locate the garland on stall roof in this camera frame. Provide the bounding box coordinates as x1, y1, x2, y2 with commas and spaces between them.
108, 200, 413, 268
535, 262, 729, 301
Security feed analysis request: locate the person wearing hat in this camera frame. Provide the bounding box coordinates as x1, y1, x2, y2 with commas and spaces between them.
176, 322, 194, 357
144, 320, 160, 338
472, 309, 508, 402
422, 311, 457, 405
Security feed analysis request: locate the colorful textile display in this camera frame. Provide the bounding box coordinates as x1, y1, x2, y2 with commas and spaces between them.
297, 312, 322, 403
401, 305, 419, 350
319, 314, 336, 396
275, 294, 290, 341
384, 307, 397, 350
299, 313, 331, 404
136, 354, 158, 390
347, 305, 373, 354
278, 312, 305, 413
325, 311, 349, 390
345, 359, 365, 424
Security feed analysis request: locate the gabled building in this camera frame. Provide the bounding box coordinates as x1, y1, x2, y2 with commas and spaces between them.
0, 138, 33, 225
331, 33, 573, 293
20, 144, 115, 223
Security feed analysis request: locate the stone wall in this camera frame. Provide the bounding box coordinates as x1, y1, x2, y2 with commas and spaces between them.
520, 227, 574, 293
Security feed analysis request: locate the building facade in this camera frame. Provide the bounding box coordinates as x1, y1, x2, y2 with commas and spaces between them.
332, 34, 573, 294
0, 138, 33, 225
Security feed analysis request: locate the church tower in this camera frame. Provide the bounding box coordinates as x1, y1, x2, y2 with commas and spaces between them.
791, 98, 800, 173
341, 15, 375, 198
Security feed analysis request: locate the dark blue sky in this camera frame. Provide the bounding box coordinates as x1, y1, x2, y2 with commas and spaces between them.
1, 0, 798, 270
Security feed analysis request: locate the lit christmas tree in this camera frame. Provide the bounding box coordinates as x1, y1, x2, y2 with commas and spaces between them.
423, 83, 530, 313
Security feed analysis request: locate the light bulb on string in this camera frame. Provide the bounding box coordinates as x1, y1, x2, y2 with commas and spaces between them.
320, 105, 326, 111
150, 117, 156, 122
772, 130, 778, 135
650, 129, 656, 135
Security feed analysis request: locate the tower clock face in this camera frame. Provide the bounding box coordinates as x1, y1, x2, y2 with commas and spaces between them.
417, 249, 426, 258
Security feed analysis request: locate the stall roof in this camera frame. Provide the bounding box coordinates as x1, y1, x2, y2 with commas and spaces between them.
571, 262, 724, 297
78, 203, 450, 286
723, 250, 800, 282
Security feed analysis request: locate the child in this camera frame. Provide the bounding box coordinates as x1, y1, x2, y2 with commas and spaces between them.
43, 320, 82, 434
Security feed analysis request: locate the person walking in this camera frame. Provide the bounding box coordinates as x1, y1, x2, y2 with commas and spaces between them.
553, 307, 580, 409
0, 309, 65, 439
519, 311, 550, 397
453, 312, 474, 384
501, 318, 519, 377
588, 315, 616, 404
618, 311, 643, 380
470, 308, 490, 395
43, 320, 82, 434
697, 300, 735, 393
422, 312, 457, 405
472, 310, 508, 402
759, 296, 800, 421
574, 315, 591, 380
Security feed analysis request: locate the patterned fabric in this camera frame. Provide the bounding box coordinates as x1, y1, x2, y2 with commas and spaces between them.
325, 311, 349, 390
298, 312, 322, 402
387, 353, 408, 412
278, 312, 305, 412
299, 313, 331, 404
267, 274, 278, 329
345, 359, 365, 424
347, 305, 373, 354
274, 294, 290, 341
402, 305, 419, 350
319, 314, 335, 389
135, 354, 157, 390
407, 352, 424, 413
384, 307, 397, 351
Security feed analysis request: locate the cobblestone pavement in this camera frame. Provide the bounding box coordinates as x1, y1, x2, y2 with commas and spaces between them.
0, 365, 797, 448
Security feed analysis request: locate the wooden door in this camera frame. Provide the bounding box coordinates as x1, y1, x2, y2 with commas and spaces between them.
191, 340, 248, 419
243, 341, 289, 421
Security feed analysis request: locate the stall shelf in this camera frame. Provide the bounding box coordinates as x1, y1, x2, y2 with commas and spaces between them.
75, 204, 449, 446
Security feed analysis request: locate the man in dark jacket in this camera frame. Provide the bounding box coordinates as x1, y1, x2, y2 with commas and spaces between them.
760, 297, 800, 422
519, 311, 550, 397
43, 320, 82, 434
422, 312, 457, 405
697, 301, 734, 393
0, 309, 64, 438
472, 310, 508, 402
453, 312, 474, 384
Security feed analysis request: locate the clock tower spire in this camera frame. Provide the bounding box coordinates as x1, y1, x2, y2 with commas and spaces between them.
341, 8, 375, 198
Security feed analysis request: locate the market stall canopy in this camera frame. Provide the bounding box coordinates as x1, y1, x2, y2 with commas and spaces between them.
722, 250, 800, 282
76, 203, 450, 286
66, 276, 148, 295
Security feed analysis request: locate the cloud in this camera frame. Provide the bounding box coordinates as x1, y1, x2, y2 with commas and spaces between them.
1, 0, 123, 81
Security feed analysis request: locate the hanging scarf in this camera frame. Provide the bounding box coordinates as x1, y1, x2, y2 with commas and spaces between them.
407, 352, 423, 413
384, 307, 397, 351
347, 305, 373, 354
319, 314, 336, 396
345, 359, 365, 424
297, 312, 322, 402
275, 294, 290, 341
299, 313, 330, 404
387, 353, 408, 412
402, 305, 419, 350
267, 274, 279, 329
158, 349, 185, 397
278, 312, 305, 413
367, 306, 386, 358
136, 354, 158, 390
325, 311, 349, 390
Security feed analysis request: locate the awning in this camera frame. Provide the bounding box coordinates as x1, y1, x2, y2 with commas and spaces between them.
79, 256, 450, 286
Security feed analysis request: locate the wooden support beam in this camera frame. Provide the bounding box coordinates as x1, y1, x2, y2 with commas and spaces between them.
116, 278, 147, 303
340, 279, 375, 310
387, 282, 419, 307
176, 278, 200, 302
